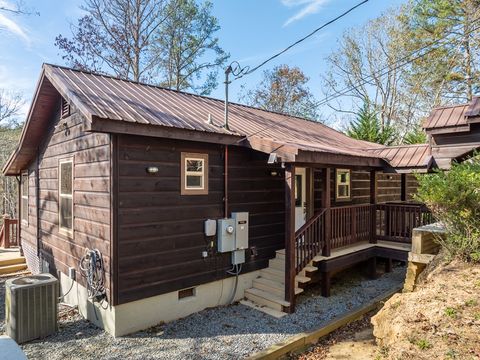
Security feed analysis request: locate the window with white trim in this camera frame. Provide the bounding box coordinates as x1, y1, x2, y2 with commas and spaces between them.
21, 171, 28, 224
336, 169, 351, 200
59, 159, 73, 233
181, 153, 208, 195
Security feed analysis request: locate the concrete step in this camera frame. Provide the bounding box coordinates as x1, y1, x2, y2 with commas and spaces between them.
0, 257, 26, 267
245, 287, 290, 312
253, 277, 304, 297
0, 263, 28, 275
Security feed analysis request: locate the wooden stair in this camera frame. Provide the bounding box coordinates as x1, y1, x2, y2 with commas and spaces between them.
0, 255, 27, 275
244, 248, 318, 316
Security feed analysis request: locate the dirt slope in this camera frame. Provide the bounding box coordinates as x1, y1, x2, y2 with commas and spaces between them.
372, 258, 480, 359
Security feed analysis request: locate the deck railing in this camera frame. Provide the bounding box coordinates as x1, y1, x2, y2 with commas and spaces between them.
330, 204, 373, 249
0, 217, 19, 248
375, 203, 434, 243
294, 209, 326, 273
292, 202, 434, 269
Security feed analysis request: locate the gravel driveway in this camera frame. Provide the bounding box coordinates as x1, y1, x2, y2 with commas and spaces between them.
1, 265, 406, 360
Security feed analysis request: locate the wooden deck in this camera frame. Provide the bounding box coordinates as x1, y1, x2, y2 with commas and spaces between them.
312, 240, 411, 262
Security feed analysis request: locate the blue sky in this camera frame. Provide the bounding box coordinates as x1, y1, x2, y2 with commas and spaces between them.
0, 0, 405, 126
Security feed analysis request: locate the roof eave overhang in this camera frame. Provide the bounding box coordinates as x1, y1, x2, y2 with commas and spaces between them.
294, 149, 386, 168
89, 116, 243, 145
425, 124, 471, 135
3, 69, 49, 176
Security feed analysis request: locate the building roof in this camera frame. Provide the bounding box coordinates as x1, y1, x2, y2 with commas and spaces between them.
8, 64, 451, 175
4, 64, 393, 175
366, 144, 431, 171
423, 96, 480, 133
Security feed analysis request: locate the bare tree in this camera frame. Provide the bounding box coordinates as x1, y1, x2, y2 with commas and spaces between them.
55, 0, 169, 82
0, 89, 23, 221
321, 9, 430, 135
0, 89, 25, 127
0, 1, 38, 15
241, 64, 320, 120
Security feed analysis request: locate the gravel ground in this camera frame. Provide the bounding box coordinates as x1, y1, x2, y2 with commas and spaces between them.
0, 264, 406, 360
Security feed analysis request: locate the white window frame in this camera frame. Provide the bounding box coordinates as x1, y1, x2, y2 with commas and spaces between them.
21, 171, 29, 225
58, 158, 74, 235
336, 168, 351, 201
181, 152, 208, 195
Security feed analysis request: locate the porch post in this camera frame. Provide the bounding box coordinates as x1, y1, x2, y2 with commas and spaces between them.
370, 170, 377, 244
284, 163, 296, 312
400, 173, 407, 202
322, 168, 331, 256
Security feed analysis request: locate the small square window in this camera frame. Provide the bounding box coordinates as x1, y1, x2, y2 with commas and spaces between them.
336, 169, 351, 200
181, 153, 208, 195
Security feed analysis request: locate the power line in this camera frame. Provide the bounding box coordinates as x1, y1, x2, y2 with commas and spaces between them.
232, 0, 370, 81
236, 17, 480, 142
312, 17, 480, 109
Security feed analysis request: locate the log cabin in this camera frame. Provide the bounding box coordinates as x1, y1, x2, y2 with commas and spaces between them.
5, 64, 474, 336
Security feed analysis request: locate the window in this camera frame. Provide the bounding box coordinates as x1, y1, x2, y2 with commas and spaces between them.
20, 171, 28, 224
295, 174, 302, 206
181, 153, 208, 195
336, 169, 351, 200
59, 159, 73, 234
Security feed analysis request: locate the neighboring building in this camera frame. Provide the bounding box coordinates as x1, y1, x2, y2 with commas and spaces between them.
422, 99, 480, 169
3, 64, 456, 336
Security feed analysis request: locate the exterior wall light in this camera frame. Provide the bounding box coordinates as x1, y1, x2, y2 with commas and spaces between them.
146, 166, 159, 174
270, 171, 278, 176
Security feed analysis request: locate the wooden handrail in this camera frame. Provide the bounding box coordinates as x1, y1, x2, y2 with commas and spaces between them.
294, 209, 327, 273
289, 203, 434, 279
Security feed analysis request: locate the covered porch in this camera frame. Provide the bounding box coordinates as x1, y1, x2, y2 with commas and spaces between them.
282, 164, 434, 312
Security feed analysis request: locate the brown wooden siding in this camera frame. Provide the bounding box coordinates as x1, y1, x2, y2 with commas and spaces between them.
116, 135, 284, 304
313, 169, 417, 212
20, 100, 113, 301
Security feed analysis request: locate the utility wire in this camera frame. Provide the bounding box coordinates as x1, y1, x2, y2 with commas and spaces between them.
235, 18, 480, 142
233, 0, 370, 81
312, 17, 480, 109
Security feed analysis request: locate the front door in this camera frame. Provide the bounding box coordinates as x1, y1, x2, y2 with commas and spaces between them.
295, 168, 307, 231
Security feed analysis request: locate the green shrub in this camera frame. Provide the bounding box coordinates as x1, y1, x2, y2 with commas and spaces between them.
444, 307, 457, 318
415, 157, 480, 262
416, 339, 432, 350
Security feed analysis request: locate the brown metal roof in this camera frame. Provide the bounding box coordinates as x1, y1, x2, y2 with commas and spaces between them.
11, 64, 446, 175
423, 103, 470, 130
366, 144, 430, 170
43, 64, 384, 162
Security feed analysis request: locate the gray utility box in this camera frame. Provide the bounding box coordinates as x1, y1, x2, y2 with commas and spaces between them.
217, 218, 236, 253
232, 212, 249, 250
5, 273, 58, 344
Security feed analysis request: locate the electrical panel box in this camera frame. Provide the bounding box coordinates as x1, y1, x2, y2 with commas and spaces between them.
231, 249, 245, 265
204, 219, 216, 237
217, 218, 235, 253
232, 212, 249, 250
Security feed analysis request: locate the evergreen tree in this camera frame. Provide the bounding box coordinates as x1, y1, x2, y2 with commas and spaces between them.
346, 102, 396, 145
